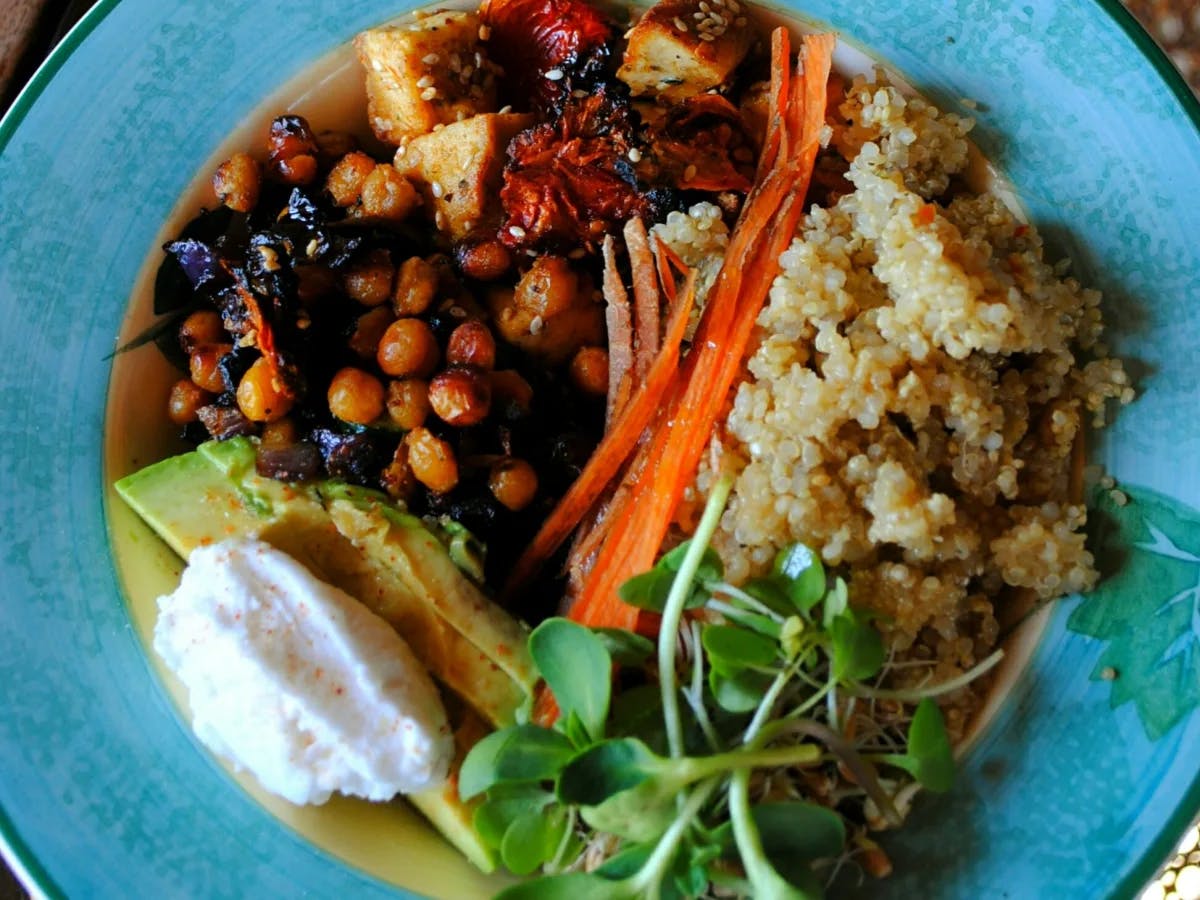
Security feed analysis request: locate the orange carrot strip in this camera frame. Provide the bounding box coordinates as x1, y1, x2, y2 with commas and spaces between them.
503, 272, 698, 599
624, 218, 661, 380
652, 234, 677, 306
565, 30, 835, 637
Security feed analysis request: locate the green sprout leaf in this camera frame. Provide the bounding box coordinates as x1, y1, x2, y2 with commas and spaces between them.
773, 544, 827, 614
530, 618, 612, 743
709, 667, 774, 713
459, 726, 520, 800
829, 612, 885, 682
884, 697, 955, 792
473, 784, 555, 848
495, 872, 636, 900
618, 540, 723, 612
591, 627, 656, 666
557, 738, 661, 806
661, 540, 725, 584
617, 566, 677, 612
500, 806, 570, 875
712, 801, 845, 871
822, 577, 849, 628
702, 624, 779, 677
495, 725, 578, 784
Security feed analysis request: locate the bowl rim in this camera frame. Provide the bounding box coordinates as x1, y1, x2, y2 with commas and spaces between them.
2, 0, 1199, 897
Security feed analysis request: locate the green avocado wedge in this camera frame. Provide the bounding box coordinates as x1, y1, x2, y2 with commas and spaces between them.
113, 437, 537, 873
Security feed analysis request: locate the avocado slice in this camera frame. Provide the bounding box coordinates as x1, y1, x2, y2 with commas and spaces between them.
113, 439, 536, 872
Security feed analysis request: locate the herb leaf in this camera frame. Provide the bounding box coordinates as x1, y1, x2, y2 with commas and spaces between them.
773, 544, 826, 614
495, 725, 578, 784
885, 697, 955, 792
530, 618, 612, 743
709, 668, 774, 713
474, 785, 555, 848
501, 806, 570, 875
495, 872, 635, 900
459, 727, 519, 800
829, 612, 885, 682
591, 627, 656, 666
557, 738, 661, 806
702, 624, 779, 676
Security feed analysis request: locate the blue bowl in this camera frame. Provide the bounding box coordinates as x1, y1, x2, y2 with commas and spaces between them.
1, 0, 1198, 896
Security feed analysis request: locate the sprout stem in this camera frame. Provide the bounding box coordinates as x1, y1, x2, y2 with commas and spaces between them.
844, 649, 1004, 702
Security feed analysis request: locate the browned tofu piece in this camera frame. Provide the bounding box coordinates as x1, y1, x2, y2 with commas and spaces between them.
394, 112, 534, 241
355, 11, 498, 145
617, 0, 755, 103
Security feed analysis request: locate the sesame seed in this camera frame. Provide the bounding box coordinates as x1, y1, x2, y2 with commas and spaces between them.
432, 123, 445, 132
624, 27, 635, 38
698, 32, 715, 40
529, 315, 544, 335
305, 238, 319, 257
422, 53, 441, 65
525, 249, 538, 257
475, 51, 484, 68
420, 87, 438, 101
684, 164, 697, 181
449, 53, 462, 72
727, 0, 740, 11
498, 104, 513, 114
417, 75, 435, 88
674, 16, 688, 30
435, 211, 447, 229
449, 305, 467, 318
456, 109, 468, 121
478, 24, 491, 40
545, 68, 564, 81
572, 89, 587, 98
627, 147, 642, 162
700, 2, 711, 11
693, 12, 705, 19
508, 225, 527, 239
735, 16, 746, 26
430, 181, 444, 198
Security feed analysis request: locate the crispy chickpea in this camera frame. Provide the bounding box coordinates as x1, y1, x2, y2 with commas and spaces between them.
325, 151, 376, 207
380, 442, 417, 501
315, 130, 358, 162
569, 346, 609, 396
377, 318, 439, 378
348, 306, 395, 359
454, 239, 512, 281
267, 115, 318, 185
393, 256, 438, 316
428, 366, 492, 427
178, 310, 225, 353
406, 427, 458, 494
446, 320, 496, 371
343, 249, 394, 306
189, 343, 233, 394
167, 379, 212, 425
212, 152, 261, 213
386, 378, 431, 430
328, 366, 386, 425
237, 357, 295, 422
260, 417, 298, 447
489, 458, 539, 511
355, 164, 420, 223
490, 369, 534, 418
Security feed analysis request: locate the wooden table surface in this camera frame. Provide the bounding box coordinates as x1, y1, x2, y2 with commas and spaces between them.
1, 0, 1198, 897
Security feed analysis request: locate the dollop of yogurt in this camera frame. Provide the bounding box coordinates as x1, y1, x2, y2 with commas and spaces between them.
153, 537, 453, 805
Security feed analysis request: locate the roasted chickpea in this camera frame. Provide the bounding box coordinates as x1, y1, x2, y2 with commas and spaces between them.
328, 366, 386, 424
212, 152, 261, 213
274, 154, 318, 185
569, 346, 609, 396
267, 115, 319, 185
377, 318, 439, 378
380, 442, 417, 501
454, 239, 512, 281
236, 357, 294, 422
386, 378, 431, 431
189, 343, 233, 394
315, 130, 358, 162
167, 379, 212, 425
406, 427, 458, 493
178, 310, 225, 353
393, 256, 438, 316
343, 249, 394, 307
260, 417, 298, 447
355, 164, 420, 222
489, 458, 539, 511
446, 320, 496, 371
348, 306, 395, 359
490, 369, 534, 419
428, 366, 492, 427
325, 151, 376, 207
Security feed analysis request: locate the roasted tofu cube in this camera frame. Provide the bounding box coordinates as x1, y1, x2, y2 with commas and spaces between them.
617, 0, 755, 103
394, 112, 534, 241
355, 11, 498, 145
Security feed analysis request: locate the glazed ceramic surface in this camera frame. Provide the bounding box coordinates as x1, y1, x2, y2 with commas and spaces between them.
1, 0, 1198, 897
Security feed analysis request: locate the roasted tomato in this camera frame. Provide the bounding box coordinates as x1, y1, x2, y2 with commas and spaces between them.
500, 88, 652, 252
646, 94, 756, 193
481, 0, 613, 112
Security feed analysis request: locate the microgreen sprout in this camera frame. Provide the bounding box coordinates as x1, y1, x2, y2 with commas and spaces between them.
461, 479, 1003, 898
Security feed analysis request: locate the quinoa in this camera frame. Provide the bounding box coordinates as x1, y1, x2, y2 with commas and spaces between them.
669, 74, 1134, 739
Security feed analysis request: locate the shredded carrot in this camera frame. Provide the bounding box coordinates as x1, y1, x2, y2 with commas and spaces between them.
564, 30, 836, 636
503, 271, 698, 600
652, 235, 677, 306
601, 235, 634, 425
624, 218, 661, 380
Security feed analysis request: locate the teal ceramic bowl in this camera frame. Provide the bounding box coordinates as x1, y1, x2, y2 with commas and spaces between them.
2, 0, 1199, 897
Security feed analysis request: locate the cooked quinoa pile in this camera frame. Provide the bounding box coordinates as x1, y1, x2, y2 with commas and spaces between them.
662, 75, 1133, 738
